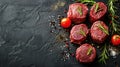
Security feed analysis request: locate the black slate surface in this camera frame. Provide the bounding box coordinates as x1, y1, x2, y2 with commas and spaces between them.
0, 0, 120, 67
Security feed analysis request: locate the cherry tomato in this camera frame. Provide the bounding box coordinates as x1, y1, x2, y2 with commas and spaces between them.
60, 18, 71, 28
111, 34, 120, 46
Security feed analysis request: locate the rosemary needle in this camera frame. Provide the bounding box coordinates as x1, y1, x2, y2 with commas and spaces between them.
98, 23, 109, 35
77, 6, 82, 15
94, 3, 99, 13
80, 28, 86, 37
87, 48, 93, 55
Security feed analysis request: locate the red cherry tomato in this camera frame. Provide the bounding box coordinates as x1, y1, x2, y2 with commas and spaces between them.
111, 34, 120, 46
60, 18, 71, 28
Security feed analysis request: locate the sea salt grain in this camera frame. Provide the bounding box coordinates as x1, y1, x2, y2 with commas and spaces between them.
109, 46, 119, 58
110, 50, 117, 58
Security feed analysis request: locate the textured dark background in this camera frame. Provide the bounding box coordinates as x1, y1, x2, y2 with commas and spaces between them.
0, 0, 120, 67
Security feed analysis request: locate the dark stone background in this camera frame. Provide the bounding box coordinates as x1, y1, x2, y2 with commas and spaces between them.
0, 0, 120, 67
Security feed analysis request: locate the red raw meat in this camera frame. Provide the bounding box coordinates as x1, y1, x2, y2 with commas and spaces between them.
67, 3, 88, 24
76, 43, 96, 63
70, 24, 89, 44
90, 21, 109, 43
90, 2, 107, 23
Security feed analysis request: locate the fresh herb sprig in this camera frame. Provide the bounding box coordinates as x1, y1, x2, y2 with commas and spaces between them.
77, 6, 83, 15
99, 44, 109, 64
87, 48, 92, 55
98, 24, 109, 35
94, 3, 99, 13
108, 0, 120, 34
80, 28, 86, 36
75, 0, 96, 5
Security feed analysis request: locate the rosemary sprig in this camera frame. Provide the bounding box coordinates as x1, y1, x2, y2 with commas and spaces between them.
80, 28, 86, 36
77, 6, 82, 15
97, 23, 109, 35
108, 0, 120, 34
94, 3, 99, 13
99, 44, 109, 64
87, 47, 92, 55
75, 0, 96, 5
